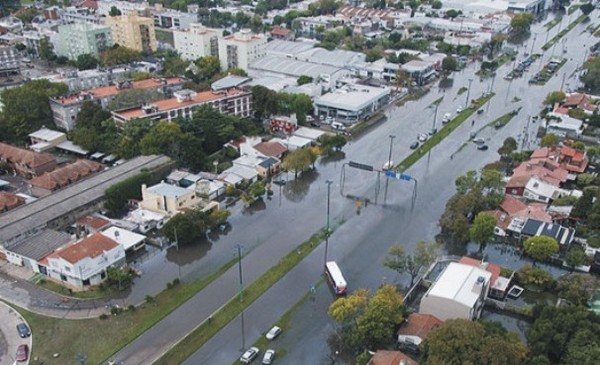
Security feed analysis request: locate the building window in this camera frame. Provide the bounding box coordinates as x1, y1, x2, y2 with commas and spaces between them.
60, 274, 67, 281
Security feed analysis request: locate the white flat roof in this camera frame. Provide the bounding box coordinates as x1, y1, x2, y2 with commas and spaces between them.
293, 127, 326, 141
28, 127, 65, 141
56, 140, 88, 155
315, 84, 390, 112
125, 208, 166, 224
101, 227, 146, 251
147, 182, 191, 198
427, 262, 491, 307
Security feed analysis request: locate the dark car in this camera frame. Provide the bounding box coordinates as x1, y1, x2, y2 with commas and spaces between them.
477, 144, 489, 151
410, 141, 419, 150
16, 344, 29, 362
16, 323, 30, 338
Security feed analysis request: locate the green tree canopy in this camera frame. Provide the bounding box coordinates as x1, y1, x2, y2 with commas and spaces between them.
421, 319, 527, 365
383, 240, 439, 286
581, 2, 595, 16
139, 120, 185, 156
510, 12, 534, 34
100, 45, 142, 66
544, 91, 566, 105
498, 137, 518, 157
556, 273, 598, 305
194, 55, 221, 82
523, 236, 559, 263
161, 208, 209, 246
442, 56, 459, 71
297, 75, 314, 85
469, 212, 496, 252
282, 148, 314, 178
319, 134, 347, 156
540, 133, 559, 147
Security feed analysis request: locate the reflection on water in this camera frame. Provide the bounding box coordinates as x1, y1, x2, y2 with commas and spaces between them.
165, 238, 213, 265
480, 309, 531, 343
284, 170, 319, 202
319, 150, 346, 166
438, 77, 454, 90
242, 198, 267, 215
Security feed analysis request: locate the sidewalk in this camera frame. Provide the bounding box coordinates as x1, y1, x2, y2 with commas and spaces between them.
0, 260, 113, 319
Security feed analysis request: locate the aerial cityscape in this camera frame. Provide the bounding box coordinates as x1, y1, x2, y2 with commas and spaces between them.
1, 0, 600, 364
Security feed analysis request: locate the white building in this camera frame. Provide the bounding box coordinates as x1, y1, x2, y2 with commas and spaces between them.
153, 9, 197, 29
173, 23, 222, 61
419, 262, 492, 321
140, 182, 199, 215
100, 226, 146, 254
43, 232, 126, 289
218, 29, 267, 71
123, 208, 167, 234
314, 81, 390, 122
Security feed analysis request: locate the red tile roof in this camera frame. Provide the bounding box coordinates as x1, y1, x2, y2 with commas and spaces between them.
0, 142, 56, 169
253, 141, 287, 157
29, 159, 104, 191
0, 191, 25, 212
368, 350, 418, 365
50, 233, 118, 264
397, 313, 443, 340
459, 256, 501, 289
78, 215, 110, 231
530, 146, 588, 173
271, 26, 291, 36
500, 195, 528, 215
510, 160, 568, 187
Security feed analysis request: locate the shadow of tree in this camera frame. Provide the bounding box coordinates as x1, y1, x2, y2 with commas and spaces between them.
284, 169, 319, 202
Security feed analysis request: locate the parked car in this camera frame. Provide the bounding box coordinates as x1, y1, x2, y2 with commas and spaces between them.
473, 137, 485, 145
418, 133, 428, 142
456, 106, 463, 113
16, 323, 30, 338
442, 112, 452, 124
429, 128, 438, 135
410, 141, 419, 150
265, 326, 282, 340
262, 349, 276, 364
16, 344, 28, 362
477, 144, 489, 151
240, 347, 260, 363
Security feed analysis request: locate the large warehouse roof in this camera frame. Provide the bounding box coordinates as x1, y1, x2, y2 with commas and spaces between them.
315, 83, 390, 112
250, 56, 343, 78
0, 155, 171, 246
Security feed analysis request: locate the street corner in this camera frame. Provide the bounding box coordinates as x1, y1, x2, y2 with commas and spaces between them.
0, 301, 33, 365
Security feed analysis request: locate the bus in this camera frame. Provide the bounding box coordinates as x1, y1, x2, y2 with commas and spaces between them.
325, 261, 347, 295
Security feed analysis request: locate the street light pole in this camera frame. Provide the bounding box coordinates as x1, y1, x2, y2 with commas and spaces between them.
432, 102, 440, 130
465, 78, 474, 108
386, 135, 396, 169
236, 244, 243, 302
324, 180, 333, 267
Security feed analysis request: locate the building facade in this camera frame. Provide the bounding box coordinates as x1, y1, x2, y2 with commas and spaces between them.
218, 29, 267, 71
140, 182, 198, 215
153, 10, 197, 29
105, 13, 157, 53
54, 22, 113, 60
173, 23, 221, 61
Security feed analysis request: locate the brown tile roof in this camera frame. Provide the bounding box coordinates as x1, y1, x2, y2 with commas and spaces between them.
530, 146, 588, 173
116, 88, 246, 120
397, 313, 443, 340
500, 195, 528, 215
51, 232, 118, 264
54, 77, 185, 105
368, 350, 418, 365
253, 141, 287, 157
0, 142, 56, 169
0, 191, 25, 212
78, 215, 110, 231
511, 160, 568, 187
29, 159, 104, 191
271, 26, 291, 36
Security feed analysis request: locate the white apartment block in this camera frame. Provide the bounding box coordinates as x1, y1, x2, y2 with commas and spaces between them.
173, 23, 222, 61
218, 29, 267, 71
53, 22, 113, 60
153, 10, 197, 29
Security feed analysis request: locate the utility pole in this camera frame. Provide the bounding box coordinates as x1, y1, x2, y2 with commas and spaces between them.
465, 78, 474, 108
386, 135, 396, 169
324, 180, 333, 267
175, 228, 181, 279
236, 244, 243, 302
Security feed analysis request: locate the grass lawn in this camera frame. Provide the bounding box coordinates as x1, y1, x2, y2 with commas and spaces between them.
542, 15, 587, 51
154, 231, 327, 365
545, 16, 562, 30
37, 278, 113, 300
489, 111, 518, 129
16, 259, 237, 365
396, 93, 495, 172
457, 87, 467, 95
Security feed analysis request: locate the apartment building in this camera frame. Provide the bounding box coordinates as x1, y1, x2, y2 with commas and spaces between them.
53, 22, 113, 60
218, 29, 267, 71
105, 13, 157, 53
173, 23, 221, 61
153, 9, 197, 29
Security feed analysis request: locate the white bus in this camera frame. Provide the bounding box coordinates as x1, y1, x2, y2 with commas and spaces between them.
325, 261, 347, 295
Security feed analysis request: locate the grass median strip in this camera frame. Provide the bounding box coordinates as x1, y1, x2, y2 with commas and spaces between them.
542, 15, 587, 51
14, 258, 237, 365
396, 93, 495, 172
153, 231, 327, 365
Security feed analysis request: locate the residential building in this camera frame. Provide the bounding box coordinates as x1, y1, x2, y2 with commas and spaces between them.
459, 256, 512, 300
22, 31, 46, 57
0, 155, 171, 249
487, 195, 551, 237
43, 232, 126, 289
100, 226, 146, 254
77, 215, 111, 235
505, 159, 569, 196
105, 13, 157, 53
367, 350, 419, 365
314, 82, 390, 122
29, 159, 105, 197
110, 88, 253, 125
530, 146, 589, 174
270, 26, 294, 41
173, 23, 221, 61
0, 191, 25, 213
218, 164, 258, 186
397, 313, 443, 348
140, 182, 199, 215
211, 74, 250, 91
96, 0, 149, 17
519, 218, 575, 247
59, 6, 103, 25
123, 208, 167, 233
28, 127, 68, 153
153, 9, 197, 29
269, 114, 298, 134
54, 22, 113, 60
49, 77, 185, 130
400, 60, 438, 85
0, 143, 57, 177
218, 29, 267, 71
419, 262, 491, 321
0, 46, 19, 77
4, 229, 72, 273
522, 175, 572, 204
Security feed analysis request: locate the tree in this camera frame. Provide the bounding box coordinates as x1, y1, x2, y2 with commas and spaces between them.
572, 187, 596, 219
74, 53, 99, 70
469, 212, 496, 252
441, 56, 458, 72
510, 12, 534, 34
523, 236, 559, 263
0, 80, 68, 143
544, 91, 566, 106
516, 264, 555, 290
194, 55, 221, 81
454, 170, 478, 194
540, 133, 559, 147
99, 45, 142, 66
251, 85, 279, 118
38, 36, 56, 62
105, 266, 134, 290
497, 137, 517, 158
432, 0, 442, 9
576, 172, 595, 187
320, 134, 347, 155
581, 2, 595, 16
243, 180, 266, 205
383, 240, 439, 286
161, 208, 210, 246
445, 9, 459, 18
282, 148, 313, 178
139, 121, 185, 157
565, 246, 587, 272
297, 75, 313, 86
556, 273, 598, 305
104, 171, 153, 215
421, 319, 527, 365
582, 56, 600, 92
109, 6, 122, 16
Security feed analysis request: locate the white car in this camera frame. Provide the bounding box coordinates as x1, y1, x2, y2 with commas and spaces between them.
240, 347, 260, 363
456, 106, 463, 113
262, 349, 275, 364
442, 112, 452, 124
265, 326, 282, 340
418, 133, 428, 142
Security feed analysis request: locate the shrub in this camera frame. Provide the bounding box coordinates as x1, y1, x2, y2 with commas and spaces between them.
128, 304, 136, 312
145, 295, 155, 303
99, 313, 108, 320
516, 264, 555, 290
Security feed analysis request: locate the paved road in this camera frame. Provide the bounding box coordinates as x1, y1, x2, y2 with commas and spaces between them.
184, 12, 597, 365
0, 301, 32, 365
